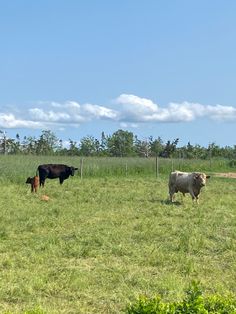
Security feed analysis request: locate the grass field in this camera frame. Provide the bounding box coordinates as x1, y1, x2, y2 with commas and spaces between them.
0, 156, 235, 313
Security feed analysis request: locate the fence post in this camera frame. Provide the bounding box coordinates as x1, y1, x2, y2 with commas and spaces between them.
80, 158, 84, 180
155, 156, 159, 177
209, 149, 212, 169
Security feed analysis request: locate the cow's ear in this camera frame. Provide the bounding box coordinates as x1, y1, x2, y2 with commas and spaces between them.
74, 167, 78, 170
206, 175, 210, 179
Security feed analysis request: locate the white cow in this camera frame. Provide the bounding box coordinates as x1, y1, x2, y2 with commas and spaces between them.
169, 171, 210, 202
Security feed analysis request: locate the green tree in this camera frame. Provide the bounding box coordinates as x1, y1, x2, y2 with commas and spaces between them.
208, 142, 222, 158
99, 131, 109, 156
21, 136, 37, 154
0, 130, 7, 154
135, 136, 150, 157
67, 139, 79, 156
107, 129, 135, 157
36, 130, 59, 155
13, 133, 21, 154
160, 138, 179, 158
149, 136, 164, 156
79, 135, 100, 156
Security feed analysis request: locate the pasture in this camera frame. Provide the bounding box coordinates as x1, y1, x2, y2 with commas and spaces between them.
0, 156, 235, 313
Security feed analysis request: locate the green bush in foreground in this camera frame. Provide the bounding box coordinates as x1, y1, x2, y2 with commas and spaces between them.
126, 282, 236, 314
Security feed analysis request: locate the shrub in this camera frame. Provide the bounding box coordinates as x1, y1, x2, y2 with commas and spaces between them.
228, 159, 236, 168
126, 282, 236, 314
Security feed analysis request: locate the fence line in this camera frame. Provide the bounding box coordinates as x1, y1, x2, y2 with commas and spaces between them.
80, 158, 84, 180
0, 155, 230, 184
75, 157, 230, 179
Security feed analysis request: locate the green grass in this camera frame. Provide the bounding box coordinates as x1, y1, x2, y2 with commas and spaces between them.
0, 155, 233, 183
0, 156, 235, 313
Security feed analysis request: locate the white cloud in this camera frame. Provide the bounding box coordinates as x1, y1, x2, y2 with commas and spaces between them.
60, 101, 81, 112
205, 104, 236, 121
29, 108, 71, 122
28, 102, 119, 125
1, 95, 236, 131
82, 103, 119, 119
115, 94, 236, 123
0, 113, 43, 129
29, 105, 86, 124
116, 94, 158, 114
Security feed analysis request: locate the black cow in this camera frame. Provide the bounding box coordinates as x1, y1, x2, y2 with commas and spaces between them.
37, 164, 78, 187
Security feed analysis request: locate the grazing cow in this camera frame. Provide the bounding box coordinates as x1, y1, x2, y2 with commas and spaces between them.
37, 164, 78, 187
26, 176, 39, 193
168, 171, 210, 202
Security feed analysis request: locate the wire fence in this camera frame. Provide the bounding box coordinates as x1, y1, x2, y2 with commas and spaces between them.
78, 156, 231, 179
0, 155, 233, 183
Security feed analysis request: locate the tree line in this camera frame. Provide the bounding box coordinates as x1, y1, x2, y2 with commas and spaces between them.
0, 129, 235, 159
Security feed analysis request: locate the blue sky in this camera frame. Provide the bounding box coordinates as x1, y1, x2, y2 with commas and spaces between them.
1, 1, 236, 147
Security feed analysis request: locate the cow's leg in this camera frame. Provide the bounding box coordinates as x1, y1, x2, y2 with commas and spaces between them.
40, 179, 45, 187
189, 189, 197, 202
34, 177, 39, 192
195, 193, 200, 204
59, 177, 64, 184
169, 186, 175, 202
39, 170, 48, 187
34, 182, 38, 193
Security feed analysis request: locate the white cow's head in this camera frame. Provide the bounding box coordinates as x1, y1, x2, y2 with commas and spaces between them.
194, 173, 210, 187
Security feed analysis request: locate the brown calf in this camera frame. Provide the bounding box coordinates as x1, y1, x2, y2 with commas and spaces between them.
26, 176, 39, 193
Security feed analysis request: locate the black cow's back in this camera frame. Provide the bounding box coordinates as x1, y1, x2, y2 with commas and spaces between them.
37, 164, 77, 186
38, 164, 68, 177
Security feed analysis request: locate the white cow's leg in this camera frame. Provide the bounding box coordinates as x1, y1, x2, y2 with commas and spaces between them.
169, 187, 175, 202
189, 188, 196, 201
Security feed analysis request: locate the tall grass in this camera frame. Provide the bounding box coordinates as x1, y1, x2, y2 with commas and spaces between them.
0, 155, 233, 183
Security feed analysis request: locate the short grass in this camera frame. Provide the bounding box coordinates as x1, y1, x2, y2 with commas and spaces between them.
0, 169, 235, 313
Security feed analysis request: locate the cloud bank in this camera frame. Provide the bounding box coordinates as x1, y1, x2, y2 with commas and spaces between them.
0, 94, 236, 129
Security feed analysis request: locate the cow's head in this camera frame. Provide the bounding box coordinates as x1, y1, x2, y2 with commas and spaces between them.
194, 173, 210, 187
26, 177, 33, 184
70, 166, 78, 176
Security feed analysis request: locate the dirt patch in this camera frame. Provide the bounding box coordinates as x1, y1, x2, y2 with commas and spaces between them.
214, 172, 236, 178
